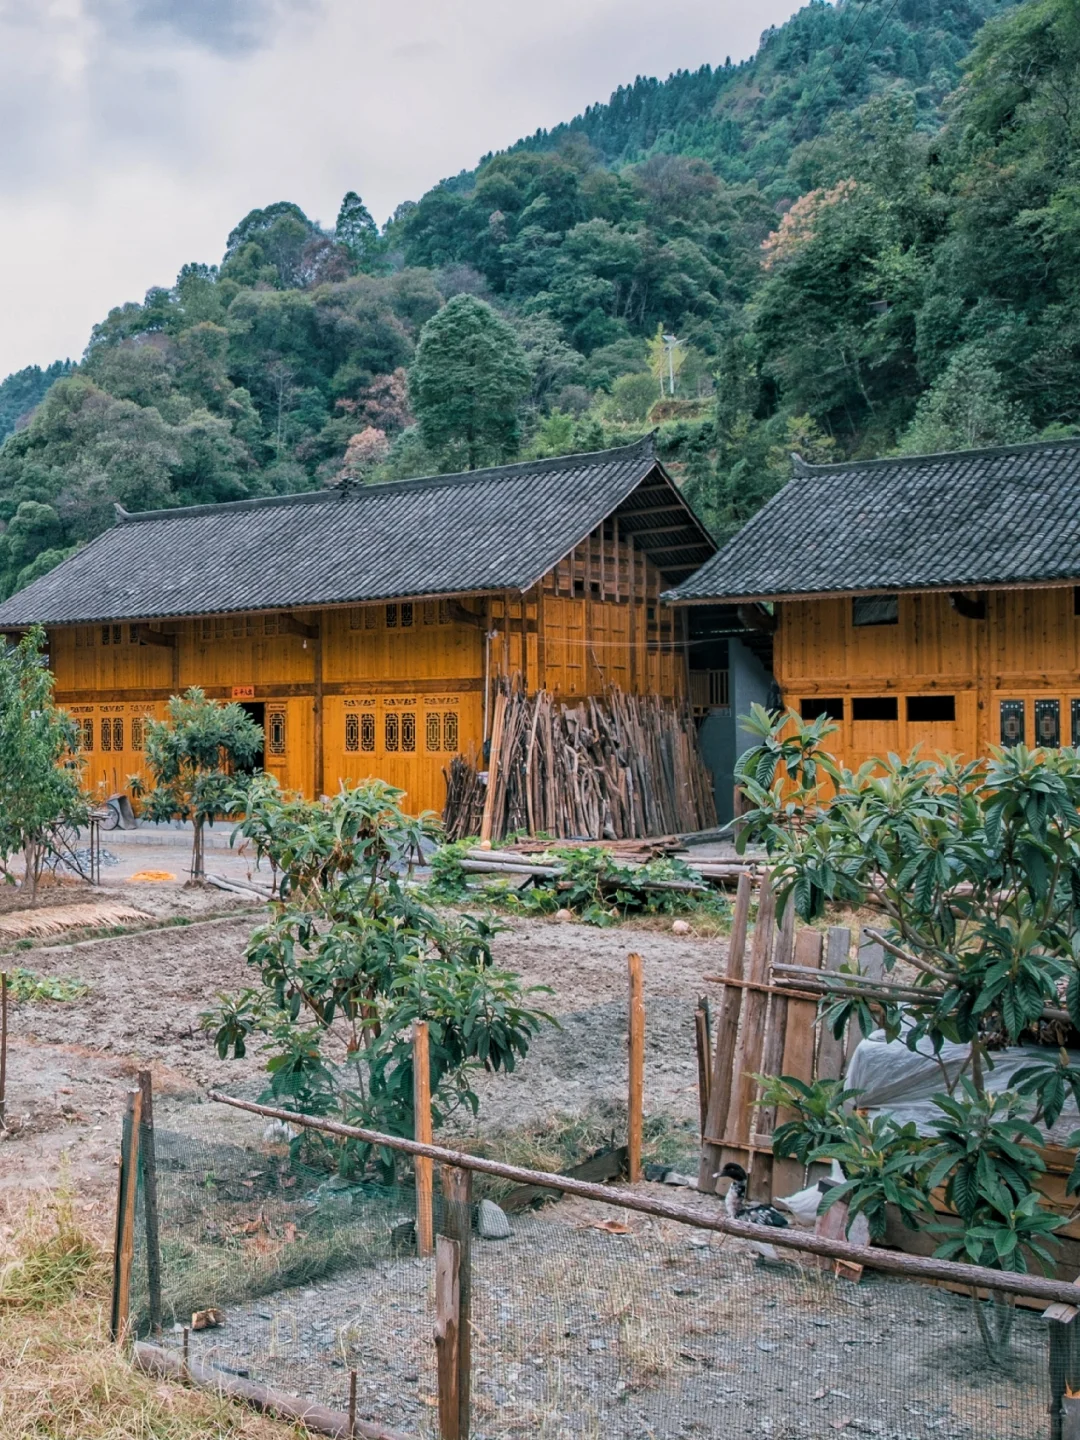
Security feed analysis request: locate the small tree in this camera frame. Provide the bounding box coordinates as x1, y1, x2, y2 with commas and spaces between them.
0, 626, 88, 899
140, 687, 263, 880
210, 777, 550, 1177
739, 708, 1080, 1361
409, 294, 531, 470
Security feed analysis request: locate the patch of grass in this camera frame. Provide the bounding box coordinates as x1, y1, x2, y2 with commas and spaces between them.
3, 967, 88, 1003
0, 1186, 295, 1438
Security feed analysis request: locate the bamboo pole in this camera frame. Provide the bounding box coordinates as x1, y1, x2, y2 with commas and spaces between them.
694, 997, 711, 1141
110, 1087, 142, 1343
208, 1090, 1080, 1307
627, 952, 645, 1184
137, 1070, 162, 1334
413, 1022, 434, 1258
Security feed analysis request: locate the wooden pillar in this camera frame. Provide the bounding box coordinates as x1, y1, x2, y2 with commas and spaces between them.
435, 1235, 462, 1439
628, 952, 645, 1183
110, 1087, 142, 1343
413, 1022, 434, 1258
171, 626, 181, 693
439, 1166, 472, 1439
313, 618, 324, 799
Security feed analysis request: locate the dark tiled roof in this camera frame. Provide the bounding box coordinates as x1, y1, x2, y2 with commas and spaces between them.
670, 437, 1080, 603
0, 438, 715, 627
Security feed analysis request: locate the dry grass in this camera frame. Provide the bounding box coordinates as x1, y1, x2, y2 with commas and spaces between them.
0, 901, 150, 940
0, 1186, 296, 1439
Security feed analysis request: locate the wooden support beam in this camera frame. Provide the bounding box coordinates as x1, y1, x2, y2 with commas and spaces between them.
313, 620, 325, 798
413, 1022, 434, 1258
134, 625, 175, 649
628, 952, 645, 1183
280, 613, 318, 640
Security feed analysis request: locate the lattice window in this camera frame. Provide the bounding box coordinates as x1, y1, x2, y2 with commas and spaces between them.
345, 713, 359, 752
263, 616, 280, 637
401, 712, 416, 752
80, 718, 94, 751
438, 599, 452, 625
400, 602, 414, 628
100, 718, 112, 751
443, 711, 459, 752
349, 609, 363, 631
426, 713, 441, 752
131, 717, 144, 751
385, 712, 399, 751
423, 600, 436, 626
112, 718, 124, 750
361, 713, 375, 752
268, 710, 286, 757
386, 604, 398, 628
129, 625, 139, 645
364, 607, 378, 630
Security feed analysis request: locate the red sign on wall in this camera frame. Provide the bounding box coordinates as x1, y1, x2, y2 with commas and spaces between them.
231, 686, 256, 700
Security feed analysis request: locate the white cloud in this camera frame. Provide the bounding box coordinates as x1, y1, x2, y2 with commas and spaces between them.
0, 0, 802, 375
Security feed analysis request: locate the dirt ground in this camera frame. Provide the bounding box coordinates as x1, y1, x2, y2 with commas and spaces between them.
0, 875, 715, 1198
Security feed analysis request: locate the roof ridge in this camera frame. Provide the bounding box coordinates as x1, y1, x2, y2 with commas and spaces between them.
116, 434, 658, 526
793, 432, 1080, 476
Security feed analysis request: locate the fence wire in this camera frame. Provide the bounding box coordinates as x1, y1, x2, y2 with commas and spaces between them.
131, 1117, 1050, 1440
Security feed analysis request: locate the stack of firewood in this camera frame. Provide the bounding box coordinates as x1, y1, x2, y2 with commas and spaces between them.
443, 680, 717, 843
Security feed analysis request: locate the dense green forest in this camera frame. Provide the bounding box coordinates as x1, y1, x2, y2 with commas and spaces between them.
4, 0, 1077, 601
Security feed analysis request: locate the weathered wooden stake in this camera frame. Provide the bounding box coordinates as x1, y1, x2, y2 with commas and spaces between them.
413, 1021, 434, 1257
109, 1087, 142, 1343
348, 1368, 358, 1437
722, 874, 777, 1177
770, 928, 824, 1197
0, 970, 7, 1129
137, 1069, 162, 1334
627, 952, 645, 1183
698, 871, 751, 1191
694, 996, 711, 1141
435, 1235, 462, 1439
439, 1165, 472, 1439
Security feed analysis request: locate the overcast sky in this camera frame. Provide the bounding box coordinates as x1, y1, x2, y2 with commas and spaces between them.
0, 0, 804, 378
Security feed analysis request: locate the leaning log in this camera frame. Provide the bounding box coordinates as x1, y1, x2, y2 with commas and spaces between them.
131, 1342, 408, 1440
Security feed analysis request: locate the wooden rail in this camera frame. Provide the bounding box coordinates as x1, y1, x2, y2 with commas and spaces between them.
207, 1089, 1080, 1308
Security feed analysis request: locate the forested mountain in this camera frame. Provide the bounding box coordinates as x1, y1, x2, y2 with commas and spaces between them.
4, 0, 1076, 602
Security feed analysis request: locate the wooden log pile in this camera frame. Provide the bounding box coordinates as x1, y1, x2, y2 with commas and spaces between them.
443, 680, 717, 844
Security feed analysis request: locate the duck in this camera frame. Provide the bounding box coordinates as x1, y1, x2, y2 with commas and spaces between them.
716, 1162, 789, 1228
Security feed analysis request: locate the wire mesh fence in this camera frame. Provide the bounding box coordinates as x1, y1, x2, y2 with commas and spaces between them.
126, 1112, 1052, 1440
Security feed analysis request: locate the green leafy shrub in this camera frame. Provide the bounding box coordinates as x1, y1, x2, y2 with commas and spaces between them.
209, 778, 551, 1179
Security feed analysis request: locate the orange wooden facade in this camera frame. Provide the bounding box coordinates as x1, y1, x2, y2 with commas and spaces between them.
50, 519, 685, 812
776, 584, 1080, 769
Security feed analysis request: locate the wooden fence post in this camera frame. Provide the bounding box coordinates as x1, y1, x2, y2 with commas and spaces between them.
439, 1165, 472, 1440
694, 996, 711, 1141
137, 1069, 162, 1334
627, 953, 645, 1183
435, 1235, 462, 1440
110, 1087, 142, 1343
721, 872, 778, 1178
764, 926, 823, 1199
0, 970, 7, 1130
698, 871, 751, 1191
413, 1022, 434, 1258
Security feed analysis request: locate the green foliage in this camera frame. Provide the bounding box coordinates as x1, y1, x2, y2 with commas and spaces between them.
739, 714, 1080, 1357
428, 838, 727, 927
2, 967, 88, 1002
140, 688, 263, 879
0, 627, 88, 896
409, 295, 530, 469
211, 779, 550, 1178
0, 0, 1057, 593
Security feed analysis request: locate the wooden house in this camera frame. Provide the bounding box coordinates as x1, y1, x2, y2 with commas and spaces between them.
0, 438, 715, 814
671, 436, 1080, 784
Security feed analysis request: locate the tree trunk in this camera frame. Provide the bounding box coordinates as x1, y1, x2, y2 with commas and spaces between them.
190, 818, 205, 881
